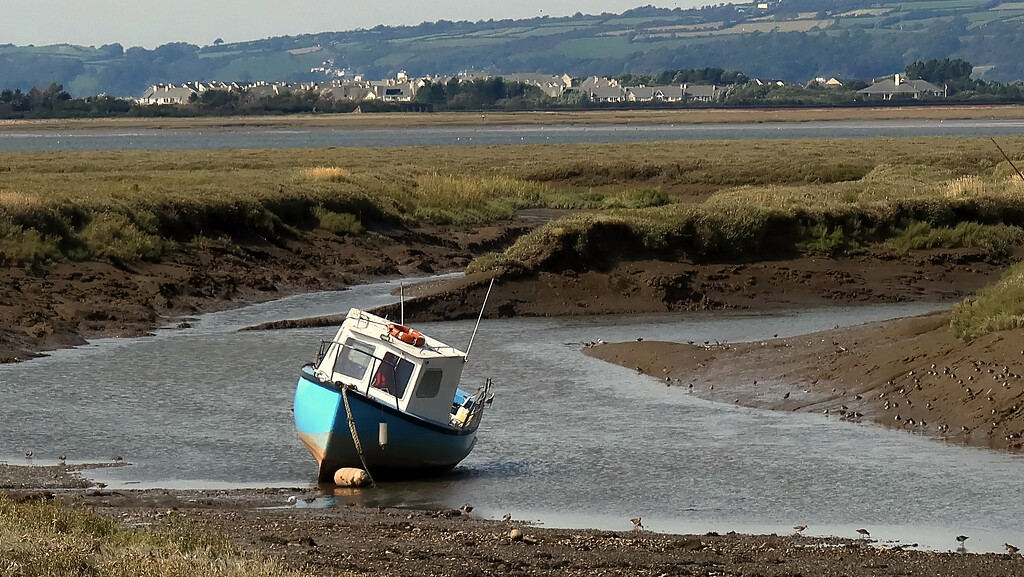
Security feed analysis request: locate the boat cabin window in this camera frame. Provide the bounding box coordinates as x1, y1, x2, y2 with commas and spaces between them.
371, 352, 415, 399
333, 338, 375, 381
416, 369, 444, 399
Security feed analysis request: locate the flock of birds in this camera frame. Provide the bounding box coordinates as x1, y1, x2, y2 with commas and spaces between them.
22, 451, 122, 464
872, 358, 1024, 442
286, 496, 1024, 558
789, 525, 1021, 556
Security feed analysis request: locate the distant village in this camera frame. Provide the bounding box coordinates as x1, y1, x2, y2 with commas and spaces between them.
137, 70, 946, 106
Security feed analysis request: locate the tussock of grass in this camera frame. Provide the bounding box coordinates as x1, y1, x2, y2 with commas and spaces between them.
800, 224, 851, 255
887, 221, 1024, 254
75, 210, 170, 261
545, 187, 671, 210
860, 163, 954, 186
300, 165, 351, 181
945, 175, 985, 198
0, 495, 301, 577
408, 173, 550, 224
950, 261, 1024, 342
314, 207, 363, 235
0, 189, 44, 211
0, 216, 61, 265
525, 160, 663, 186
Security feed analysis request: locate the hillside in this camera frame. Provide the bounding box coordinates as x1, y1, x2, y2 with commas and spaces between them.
2, 0, 1024, 97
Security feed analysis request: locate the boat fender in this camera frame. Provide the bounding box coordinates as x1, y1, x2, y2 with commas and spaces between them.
387, 323, 425, 347
334, 467, 371, 487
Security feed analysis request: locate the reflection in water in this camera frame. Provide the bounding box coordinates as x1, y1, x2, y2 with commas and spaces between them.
1, 280, 1021, 552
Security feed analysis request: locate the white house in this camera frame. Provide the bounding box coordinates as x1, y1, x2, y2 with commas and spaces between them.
857, 74, 945, 100
137, 84, 197, 105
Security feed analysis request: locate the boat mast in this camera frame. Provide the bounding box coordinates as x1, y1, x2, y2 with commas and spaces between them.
464, 277, 494, 362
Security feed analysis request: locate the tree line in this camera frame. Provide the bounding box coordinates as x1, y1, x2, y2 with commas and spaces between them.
2, 60, 1023, 120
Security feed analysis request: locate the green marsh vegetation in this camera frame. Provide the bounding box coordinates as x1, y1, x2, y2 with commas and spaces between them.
950, 260, 1024, 341
0, 495, 305, 577
2, 136, 1023, 339
467, 139, 1024, 273
0, 138, 890, 264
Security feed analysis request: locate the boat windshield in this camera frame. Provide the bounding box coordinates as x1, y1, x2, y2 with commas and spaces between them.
370, 351, 415, 399
332, 338, 376, 381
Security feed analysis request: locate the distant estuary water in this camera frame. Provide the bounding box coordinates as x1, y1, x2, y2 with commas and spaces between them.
2, 119, 1024, 152
2, 277, 1024, 553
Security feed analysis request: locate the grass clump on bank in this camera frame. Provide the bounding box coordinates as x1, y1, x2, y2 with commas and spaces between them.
408, 173, 551, 224
886, 221, 1024, 255
300, 165, 351, 182
314, 207, 363, 235
0, 495, 301, 577
950, 261, 1024, 342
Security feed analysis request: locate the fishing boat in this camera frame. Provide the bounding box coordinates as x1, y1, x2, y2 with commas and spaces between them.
293, 306, 494, 482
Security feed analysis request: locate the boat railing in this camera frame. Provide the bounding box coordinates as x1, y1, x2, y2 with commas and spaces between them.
314, 339, 332, 365
452, 378, 494, 431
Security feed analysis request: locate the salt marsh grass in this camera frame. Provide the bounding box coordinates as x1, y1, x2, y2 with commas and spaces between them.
2, 136, 1024, 270
0, 495, 304, 577
300, 165, 352, 181
951, 261, 1024, 341
945, 175, 985, 198
410, 173, 550, 224
313, 207, 363, 235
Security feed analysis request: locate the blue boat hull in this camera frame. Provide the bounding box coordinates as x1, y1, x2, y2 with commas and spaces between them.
294, 367, 478, 481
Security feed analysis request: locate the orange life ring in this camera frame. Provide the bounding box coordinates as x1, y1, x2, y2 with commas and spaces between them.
387, 323, 425, 347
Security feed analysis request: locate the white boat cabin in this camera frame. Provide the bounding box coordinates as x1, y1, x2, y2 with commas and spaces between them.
312, 308, 468, 425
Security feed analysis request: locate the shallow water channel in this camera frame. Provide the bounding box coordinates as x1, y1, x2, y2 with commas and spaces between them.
2, 278, 1022, 553
3, 119, 1024, 152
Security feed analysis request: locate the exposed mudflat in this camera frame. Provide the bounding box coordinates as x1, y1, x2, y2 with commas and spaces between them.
3, 466, 1024, 577
587, 311, 1024, 452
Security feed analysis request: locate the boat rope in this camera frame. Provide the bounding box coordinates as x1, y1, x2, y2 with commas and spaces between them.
340, 385, 376, 487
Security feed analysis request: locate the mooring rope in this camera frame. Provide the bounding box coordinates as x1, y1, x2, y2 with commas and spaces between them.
340, 385, 376, 487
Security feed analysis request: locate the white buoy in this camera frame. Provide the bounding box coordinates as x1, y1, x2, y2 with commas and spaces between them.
378, 422, 388, 447
334, 467, 371, 487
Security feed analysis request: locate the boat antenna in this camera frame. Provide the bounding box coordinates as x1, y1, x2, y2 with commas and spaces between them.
400, 283, 405, 326
464, 277, 495, 362
991, 137, 1024, 182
